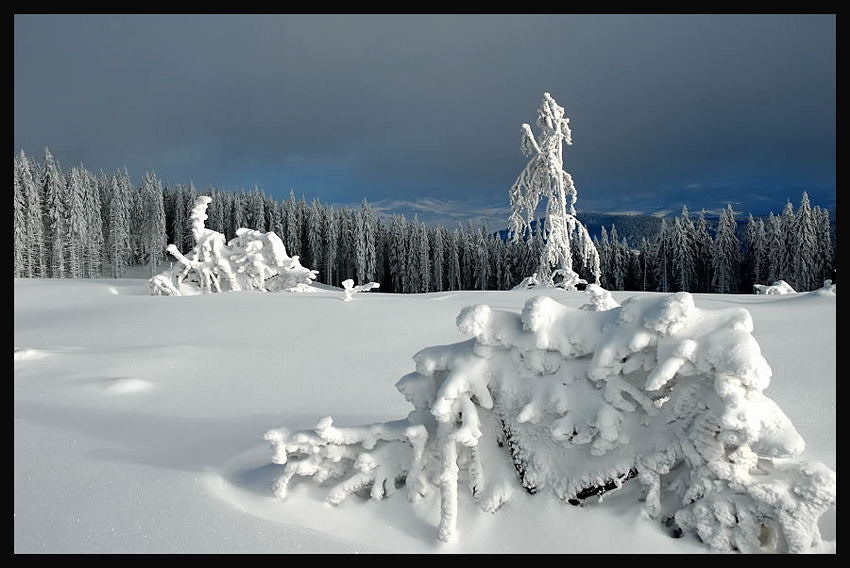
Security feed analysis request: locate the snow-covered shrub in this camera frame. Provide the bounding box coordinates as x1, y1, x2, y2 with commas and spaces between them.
149, 196, 318, 295
342, 279, 380, 301
511, 272, 541, 290
265, 292, 834, 552
753, 280, 796, 295
812, 279, 836, 296
579, 284, 620, 311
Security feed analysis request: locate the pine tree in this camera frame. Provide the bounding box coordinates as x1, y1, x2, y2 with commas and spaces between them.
307, 199, 324, 273
83, 168, 103, 278
445, 228, 462, 291
42, 148, 66, 278
743, 214, 767, 289
19, 152, 46, 277
670, 214, 695, 292
792, 192, 818, 291
431, 226, 445, 292
106, 174, 130, 278
711, 205, 741, 294
247, 187, 266, 232
815, 207, 834, 284
388, 215, 407, 293
418, 220, 431, 293
776, 202, 796, 285
654, 218, 671, 292
610, 225, 625, 290
693, 211, 714, 293
765, 212, 782, 283
14, 157, 26, 277
473, 226, 490, 291
284, 190, 302, 257
323, 206, 339, 285
140, 171, 167, 275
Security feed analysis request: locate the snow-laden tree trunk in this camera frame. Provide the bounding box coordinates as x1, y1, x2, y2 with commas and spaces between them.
265, 289, 834, 552
508, 93, 601, 288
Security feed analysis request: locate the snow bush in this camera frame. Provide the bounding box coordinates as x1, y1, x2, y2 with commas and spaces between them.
753, 280, 796, 295
149, 196, 318, 295
342, 279, 380, 301
265, 292, 834, 552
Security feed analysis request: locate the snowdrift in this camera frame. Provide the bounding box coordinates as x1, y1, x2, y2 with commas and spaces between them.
265, 290, 835, 553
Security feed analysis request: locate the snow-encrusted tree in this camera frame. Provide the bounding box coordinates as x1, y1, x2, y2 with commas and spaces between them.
654, 218, 672, 293
13, 157, 26, 277
18, 152, 45, 277
814, 207, 834, 283
507, 93, 600, 288
431, 226, 445, 292
322, 206, 339, 286
712, 205, 740, 294
41, 148, 66, 278
792, 192, 818, 291
445, 228, 462, 292
149, 195, 317, 295
693, 211, 713, 293
671, 214, 695, 292
106, 174, 131, 278
265, 291, 835, 552
418, 220, 431, 293
65, 166, 88, 278
82, 168, 103, 278
139, 171, 167, 275
744, 214, 767, 290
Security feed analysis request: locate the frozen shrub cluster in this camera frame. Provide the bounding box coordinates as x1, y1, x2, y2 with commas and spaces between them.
342, 279, 380, 301
265, 289, 835, 552
150, 196, 318, 295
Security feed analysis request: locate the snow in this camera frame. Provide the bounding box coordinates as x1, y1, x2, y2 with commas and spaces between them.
14, 278, 836, 553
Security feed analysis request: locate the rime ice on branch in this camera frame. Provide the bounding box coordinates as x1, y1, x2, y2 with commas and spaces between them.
508, 93, 601, 289
149, 196, 318, 295
265, 288, 834, 552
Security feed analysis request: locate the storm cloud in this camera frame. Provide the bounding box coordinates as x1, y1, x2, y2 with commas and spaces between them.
14, 14, 835, 219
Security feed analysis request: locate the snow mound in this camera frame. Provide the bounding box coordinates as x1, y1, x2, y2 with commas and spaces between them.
101, 378, 153, 394
754, 280, 796, 295
342, 279, 380, 301
264, 292, 834, 552
149, 196, 318, 296
810, 279, 836, 297
14, 348, 44, 362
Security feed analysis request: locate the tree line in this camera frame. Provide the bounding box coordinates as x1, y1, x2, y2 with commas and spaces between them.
14, 148, 835, 293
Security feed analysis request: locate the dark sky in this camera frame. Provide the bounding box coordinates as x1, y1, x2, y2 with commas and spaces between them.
14, 14, 835, 225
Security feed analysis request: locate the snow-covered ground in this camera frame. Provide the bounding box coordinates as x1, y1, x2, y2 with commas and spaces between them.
14, 278, 836, 553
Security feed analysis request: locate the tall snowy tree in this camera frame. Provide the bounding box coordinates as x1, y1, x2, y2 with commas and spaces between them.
692, 211, 713, 293
792, 192, 818, 291
711, 205, 741, 294
283, 191, 302, 257
323, 206, 339, 285
445, 228, 462, 291
473, 226, 490, 291
65, 166, 88, 278
41, 148, 66, 278
306, 199, 324, 274
670, 214, 695, 292
431, 226, 445, 292
14, 157, 26, 277
654, 218, 671, 293
743, 214, 767, 290
139, 171, 167, 275
418, 220, 431, 293
507, 93, 600, 287
82, 168, 103, 278
814, 207, 834, 284
388, 215, 407, 293
776, 202, 796, 284
19, 152, 45, 277
106, 174, 130, 278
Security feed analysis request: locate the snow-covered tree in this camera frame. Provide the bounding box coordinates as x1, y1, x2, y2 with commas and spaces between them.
692, 211, 713, 293
41, 148, 66, 278
743, 214, 767, 290
507, 93, 600, 288
82, 168, 103, 278
265, 292, 834, 551
792, 192, 818, 291
150, 195, 318, 295
431, 226, 445, 292
654, 218, 672, 292
139, 171, 167, 275
306, 199, 324, 274
18, 152, 45, 277
445, 228, 462, 291
711, 205, 740, 294
13, 157, 26, 277
65, 166, 88, 278
322, 206, 339, 286
814, 207, 834, 283
671, 214, 695, 292
418, 220, 431, 293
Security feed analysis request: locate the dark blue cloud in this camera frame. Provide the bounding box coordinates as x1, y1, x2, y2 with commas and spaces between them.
14, 14, 835, 220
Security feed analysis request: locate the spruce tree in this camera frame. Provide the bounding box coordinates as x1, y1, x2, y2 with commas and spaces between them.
42, 148, 66, 278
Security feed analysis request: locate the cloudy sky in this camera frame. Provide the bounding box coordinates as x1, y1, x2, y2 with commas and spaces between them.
14, 14, 835, 225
